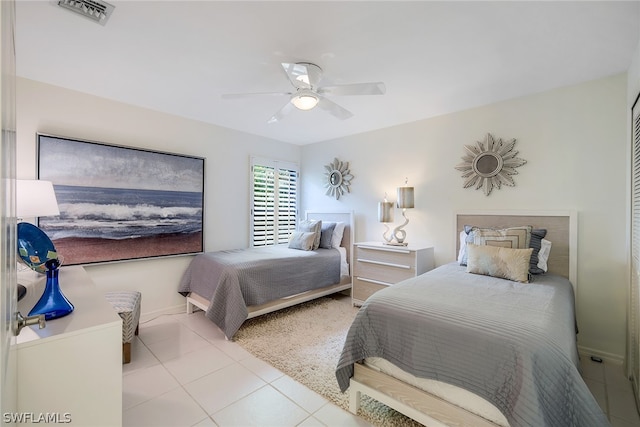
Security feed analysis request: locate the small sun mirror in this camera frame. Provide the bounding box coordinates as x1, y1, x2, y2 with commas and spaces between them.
324, 158, 353, 200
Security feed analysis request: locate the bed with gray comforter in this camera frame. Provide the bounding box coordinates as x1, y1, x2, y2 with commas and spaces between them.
335, 262, 609, 427
179, 245, 341, 338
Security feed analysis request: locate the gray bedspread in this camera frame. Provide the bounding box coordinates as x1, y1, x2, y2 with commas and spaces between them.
179, 245, 341, 338
336, 262, 609, 427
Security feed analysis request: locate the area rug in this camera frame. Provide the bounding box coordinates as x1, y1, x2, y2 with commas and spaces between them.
234, 294, 422, 426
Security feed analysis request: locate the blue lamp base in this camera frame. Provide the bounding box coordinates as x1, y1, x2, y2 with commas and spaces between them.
28, 259, 74, 320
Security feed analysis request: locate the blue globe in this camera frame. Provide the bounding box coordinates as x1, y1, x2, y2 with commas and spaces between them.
17, 222, 59, 274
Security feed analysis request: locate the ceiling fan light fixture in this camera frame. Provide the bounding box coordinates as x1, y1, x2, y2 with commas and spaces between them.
291, 93, 319, 111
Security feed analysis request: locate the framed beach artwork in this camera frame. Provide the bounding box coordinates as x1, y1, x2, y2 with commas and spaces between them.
37, 134, 205, 266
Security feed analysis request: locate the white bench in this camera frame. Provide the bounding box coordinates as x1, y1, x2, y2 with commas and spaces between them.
105, 291, 141, 364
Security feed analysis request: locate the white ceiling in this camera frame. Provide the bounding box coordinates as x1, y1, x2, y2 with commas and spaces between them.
15, 1, 640, 145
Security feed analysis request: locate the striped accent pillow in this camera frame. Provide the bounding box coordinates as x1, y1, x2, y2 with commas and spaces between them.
472, 225, 532, 250
529, 229, 548, 274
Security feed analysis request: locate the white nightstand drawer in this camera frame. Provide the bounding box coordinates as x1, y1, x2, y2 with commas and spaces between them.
354, 245, 415, 268
354, 261, 416, 284
353, 277, 389, 302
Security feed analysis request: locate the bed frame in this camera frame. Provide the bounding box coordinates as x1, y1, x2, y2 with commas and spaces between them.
349, 210, 578, 427
185, 210, 354, 320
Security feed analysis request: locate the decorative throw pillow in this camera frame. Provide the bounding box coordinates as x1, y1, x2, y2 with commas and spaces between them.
537, 239, 552, 272
331, 222, 346, 248
298, 219, 322, 250
288, 231, 316, 251
319, 222, 337, 249
458, 230, 470, 265
459, 225, 531, 266
472, 225, 532, 250
466, 244, 533, 283
529, 229, 547, 274
458, 225, 477, 266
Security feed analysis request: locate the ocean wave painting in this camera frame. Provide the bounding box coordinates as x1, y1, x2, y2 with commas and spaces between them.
37, 134, 205, 265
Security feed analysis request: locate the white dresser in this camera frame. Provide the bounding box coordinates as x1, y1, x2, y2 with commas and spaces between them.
352, 242, 434, 306
16, 266, 122, 426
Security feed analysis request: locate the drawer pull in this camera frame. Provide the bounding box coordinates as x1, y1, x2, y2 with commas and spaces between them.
358, 245, 410, 254
357, 258, 411, 269
356, 277, 393, 286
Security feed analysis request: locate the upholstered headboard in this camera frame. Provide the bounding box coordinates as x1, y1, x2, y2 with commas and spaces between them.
456, 211, 577, 290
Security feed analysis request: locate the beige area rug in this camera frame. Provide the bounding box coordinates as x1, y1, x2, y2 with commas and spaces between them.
234, 294, 422, 427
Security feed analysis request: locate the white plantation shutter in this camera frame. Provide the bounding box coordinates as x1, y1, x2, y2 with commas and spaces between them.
277, 166, 298, 243
630, 94, 640, 397
252, 163, 276, 246
251, 157, 298, 247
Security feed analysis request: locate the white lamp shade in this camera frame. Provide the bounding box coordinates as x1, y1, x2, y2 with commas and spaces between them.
397, 186, 414, 209
16, 180, 60, 218
378, 201, 393, 222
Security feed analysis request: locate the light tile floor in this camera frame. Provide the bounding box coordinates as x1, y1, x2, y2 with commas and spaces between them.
123, 311, 370, 427
124, 310, 640, 427
581, 356, 640, 427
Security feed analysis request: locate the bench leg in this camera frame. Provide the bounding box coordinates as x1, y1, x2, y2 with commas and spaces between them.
123, 342, 131, 364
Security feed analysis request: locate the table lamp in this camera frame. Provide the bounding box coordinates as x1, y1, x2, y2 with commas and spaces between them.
16, 179, 73, 321
392, 179, 414, 246
378, 194, 394, 244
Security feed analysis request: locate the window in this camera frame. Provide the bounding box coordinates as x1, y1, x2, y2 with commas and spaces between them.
250, 157, 298, 247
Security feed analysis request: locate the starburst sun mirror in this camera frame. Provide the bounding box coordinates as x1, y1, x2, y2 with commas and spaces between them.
455, 133, 526, 196
324, 158, 353, 200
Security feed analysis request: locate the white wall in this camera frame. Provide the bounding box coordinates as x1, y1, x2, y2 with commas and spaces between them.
629, 26, 640, 108
301, 74, 628, 360
16, 78, 301, 319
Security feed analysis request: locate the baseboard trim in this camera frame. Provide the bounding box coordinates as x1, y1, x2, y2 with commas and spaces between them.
578, 345, 625, 365
139, 304, 185, 324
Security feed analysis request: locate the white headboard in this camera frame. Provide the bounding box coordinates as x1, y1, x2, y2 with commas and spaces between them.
305, 210, 354, 275
456, 210, 578, 291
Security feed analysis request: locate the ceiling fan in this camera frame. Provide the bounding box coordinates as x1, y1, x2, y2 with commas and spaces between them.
222, 62, 386, 124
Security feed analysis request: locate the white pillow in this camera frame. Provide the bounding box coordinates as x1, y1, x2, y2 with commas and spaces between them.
537, 239, 552, 272
457, 231, 467, 264
331, 222, 346, 248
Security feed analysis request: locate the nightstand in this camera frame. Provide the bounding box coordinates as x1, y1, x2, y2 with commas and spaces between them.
352, 242, 434, 306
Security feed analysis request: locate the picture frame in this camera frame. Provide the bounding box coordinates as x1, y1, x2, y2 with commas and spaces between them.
37, 133, 205, 265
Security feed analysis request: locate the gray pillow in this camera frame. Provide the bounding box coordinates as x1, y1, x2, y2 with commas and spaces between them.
288, 231, 316, 251
298, 219, 322, 250
319, 222, 336, 249
529, 229, 548, 274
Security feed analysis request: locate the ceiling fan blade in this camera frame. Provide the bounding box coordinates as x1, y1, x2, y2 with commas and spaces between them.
267, 101, 295, 124
222, 91, 291, 99
281, 62, 322, 89
318, 82, 386, 96
316, 96, 353, 120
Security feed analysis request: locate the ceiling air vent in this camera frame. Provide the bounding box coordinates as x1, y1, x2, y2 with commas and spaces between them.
56, 0, 115, 26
